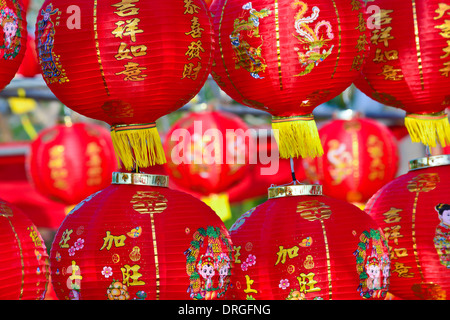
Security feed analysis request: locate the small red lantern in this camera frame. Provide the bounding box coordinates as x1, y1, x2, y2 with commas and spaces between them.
303, 114, 399, 203
35, 0, 214, 170
17, 35, 40, 78
0, 0, 27, 90
210, 0, 371, 160
0, 199, 50, 300
26, 122, 117, 205
229, 184, 391, 300
365, 154, 450, 300
50, 172, 234, 300
355, 0, 450, 148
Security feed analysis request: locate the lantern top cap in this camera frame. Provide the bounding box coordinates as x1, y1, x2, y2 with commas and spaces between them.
409, 154, 450, 171
268, 184, 322, 199
112, 172, 169, 188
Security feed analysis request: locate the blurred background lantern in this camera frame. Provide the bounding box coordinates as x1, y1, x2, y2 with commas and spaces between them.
355, 0, 450, 149
303, 112, 399, 204
0, 198, 50, 300
17, 35, 40, 78
26, 120, 117, 205
365, 154, 450, 300
34, 0, 214, 171
163, 108, 251, 222
228, 126, 307, 204
50, 172, 233, 300
0, 0, 27, 90
210, 0, 371, 160
229, 184, 390, 300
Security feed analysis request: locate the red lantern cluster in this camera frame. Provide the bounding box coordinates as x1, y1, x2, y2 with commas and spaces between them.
50, 172, 233, 300
229, 184, 390, 300
210, 0, 371, 159
163, 109, 250, 196
0, 199, 49, 300
35, 0, 214, 170
303, 115, 399, 203
355, 0, 450, 148
26, 122, 117, 205
365, 155, 450, 300
0, 0, 27, 90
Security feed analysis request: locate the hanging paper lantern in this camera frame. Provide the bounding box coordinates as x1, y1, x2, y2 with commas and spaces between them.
35, 0, 214, 171
26, 122, 117, 205
303, 114, 399, 203
210, 0, 371, 160
50, 172, 234, 300
0, 0, 27, 90
17, 35, 40, 78
163, 109, 251, 220
229, 184, 390, 300
365, 154, 450, 300
0, 199, 50, 300
355, 0, 450, 148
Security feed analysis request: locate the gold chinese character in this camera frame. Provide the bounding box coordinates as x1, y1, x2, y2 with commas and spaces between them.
434, 3, 450, 20
356, 34, 368, 51
440, 61, 450, 77
112, 18, 143, 42
351, 54, 364, 71
441, 40, 450, 58
185, 40, 205, 60
392, 261, 414, 278
355, 12, 366, 32
382, 207, 402, 224
243, 275, 258, 294
297, 272, 321, 293
181, 62, 202, 80
350, 0, 362, 11
130, 191, 168, 214
435, 20, 450, 38
112, 0, 140, 17
100, 231, 127, 251
185, 17, 204, 38
115, 42, 147, 60
275, 245, 300, 265
121, 264, 145, 286
59, 229, 73, 249
234, 246, 242, 264
378, 64, 404, 81
297, 200, 332, 221
383, 225, 403, 246
115, 62, 147, 81
184, 0, 200, 15
371, 26, 394, 47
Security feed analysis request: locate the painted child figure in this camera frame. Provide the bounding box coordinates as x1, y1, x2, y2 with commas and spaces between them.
0, 6, 21, 60
433, 203, 450, 268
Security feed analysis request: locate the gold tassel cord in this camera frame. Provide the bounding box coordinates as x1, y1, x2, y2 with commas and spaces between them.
272, 114, 324, 159
405, 112, 450, 148
110, 123, 167, 171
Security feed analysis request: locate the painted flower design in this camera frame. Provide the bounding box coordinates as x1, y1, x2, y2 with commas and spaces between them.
68, 246, 76, 256
279, 279, 290, 290
74, 238, 85, 250
102, 266, 113, 278
241, 262, 248, 271
246, 254, 256, 266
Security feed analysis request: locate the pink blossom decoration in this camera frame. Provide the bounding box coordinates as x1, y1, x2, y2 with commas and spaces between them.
102, 266, 113, 278
279, 279, 290, 290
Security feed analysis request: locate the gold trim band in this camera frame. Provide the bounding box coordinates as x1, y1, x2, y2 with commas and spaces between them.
268, 184, 322, 199
112, 172, 169, 187
272, 114, 315, 123
409, 155, 450, 171
406, 111, 448, 121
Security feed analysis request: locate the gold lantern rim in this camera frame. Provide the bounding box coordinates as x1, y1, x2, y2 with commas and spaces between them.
112, 172, 169, 188
409, 154, 450, 171
268, 184, 322, 199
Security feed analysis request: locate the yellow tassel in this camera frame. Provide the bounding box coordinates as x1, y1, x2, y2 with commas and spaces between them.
110, 123, 167, 171
405, 112, 450, 148
201, 193, 232, 222
272, 114, 324, 159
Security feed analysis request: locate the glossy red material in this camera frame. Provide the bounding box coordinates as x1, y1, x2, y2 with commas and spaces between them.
229, 192, 390, 300
26, 122, 117, 205
365, 158, 450, 300
0, 0, 27, 90
163, 110, 250, 196
303, 117, 399, 203
17, 35, 40, 78
210, 0, 369, 118
34, 0, 213, 127
50, 181, 234, 300
0, 199, 49, 300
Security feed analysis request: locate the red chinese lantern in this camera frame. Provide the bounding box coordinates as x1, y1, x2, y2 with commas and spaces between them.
163, 109, 250, 220
0, 0, 27, 90
303, 114, 399, 203
355, 0, 450, 148
50, 172, 234, 300
210, 0, 371, 160
365, 154, 450, 300
35, 0, 214, 170
17, 35, 40, 78
229, 184, 391, 300
0, 199, 50, 300
26, 121, 117, 205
